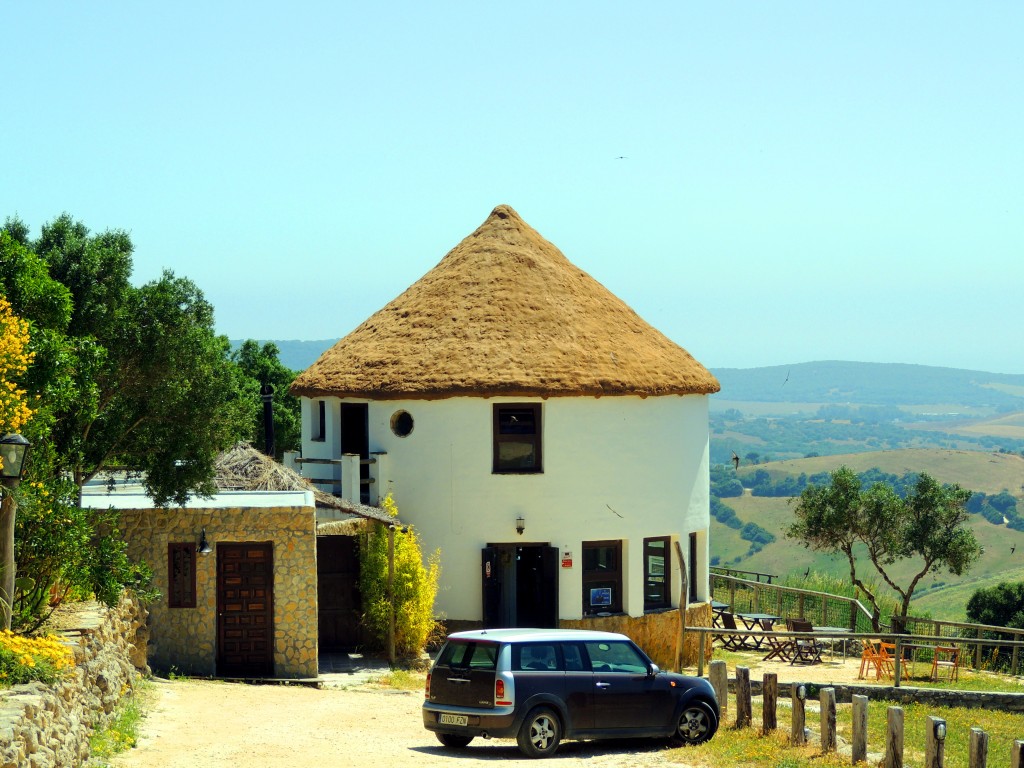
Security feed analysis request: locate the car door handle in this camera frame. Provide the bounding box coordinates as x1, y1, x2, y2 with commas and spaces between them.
447, 677, 470, 684
595, 682, 611, 689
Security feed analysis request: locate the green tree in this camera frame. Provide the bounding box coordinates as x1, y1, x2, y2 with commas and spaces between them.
966, 582, 1024, 629
359, 495, 440, 659
21, 215, 254, 505
231, 340, 301, 458
788, 467, 980, 629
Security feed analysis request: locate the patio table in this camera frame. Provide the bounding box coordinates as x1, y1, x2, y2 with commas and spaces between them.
736, 613, 781, 649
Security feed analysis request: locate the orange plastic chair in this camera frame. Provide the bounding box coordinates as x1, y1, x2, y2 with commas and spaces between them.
878, 641, 910, 680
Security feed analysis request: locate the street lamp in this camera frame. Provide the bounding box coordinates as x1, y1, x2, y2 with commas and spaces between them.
0, 433, 30, 631
0, 434, 30, 484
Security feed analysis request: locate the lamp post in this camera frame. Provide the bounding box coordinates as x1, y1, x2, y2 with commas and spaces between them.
0, 433, 30, 631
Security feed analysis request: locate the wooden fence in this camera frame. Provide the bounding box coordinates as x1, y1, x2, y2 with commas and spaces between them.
716, 662, 1024, 768
712, 572, 876, 631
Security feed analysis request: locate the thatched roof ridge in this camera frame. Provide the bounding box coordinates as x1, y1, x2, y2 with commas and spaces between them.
214, 443, 395, 524
290, 205, 719, 400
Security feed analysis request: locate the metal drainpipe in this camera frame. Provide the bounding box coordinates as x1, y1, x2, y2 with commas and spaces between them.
261, 384, 275, 457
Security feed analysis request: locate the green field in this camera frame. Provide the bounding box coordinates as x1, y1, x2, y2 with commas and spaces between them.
711, 449, 1024, 622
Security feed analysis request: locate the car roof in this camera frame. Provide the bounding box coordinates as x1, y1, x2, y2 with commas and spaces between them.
444, 628, 631, 644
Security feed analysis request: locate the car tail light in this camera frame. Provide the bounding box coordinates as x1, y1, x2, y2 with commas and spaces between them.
495, 678, 505, 700
425, 672, 431, 698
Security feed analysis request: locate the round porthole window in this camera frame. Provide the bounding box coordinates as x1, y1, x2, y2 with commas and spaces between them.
390, 410, 414, 437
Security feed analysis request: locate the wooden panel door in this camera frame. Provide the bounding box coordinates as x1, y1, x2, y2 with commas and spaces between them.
317, 536, 361, 650
217, 542, 274, 677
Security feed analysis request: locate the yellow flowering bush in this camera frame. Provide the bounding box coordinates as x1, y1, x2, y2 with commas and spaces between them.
0, 629, 74, 686
0, 297, 34, 445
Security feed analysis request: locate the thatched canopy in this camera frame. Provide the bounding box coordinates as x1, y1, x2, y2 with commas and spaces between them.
290, 205, 720, 400
214, 443, 396, 525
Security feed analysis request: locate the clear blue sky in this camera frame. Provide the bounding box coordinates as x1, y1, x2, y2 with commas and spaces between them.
4, 3, 1022, 373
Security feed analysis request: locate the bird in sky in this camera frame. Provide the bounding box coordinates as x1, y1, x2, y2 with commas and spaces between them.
731, 452, 740, 470
614, 155, 627, 160
1013, 545, 1017, 554
804, 567, 810, 578
783, 370, 791, 386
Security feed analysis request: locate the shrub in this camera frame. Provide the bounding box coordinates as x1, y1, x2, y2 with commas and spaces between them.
359, 494, 441, 658
0, 630, 75, 686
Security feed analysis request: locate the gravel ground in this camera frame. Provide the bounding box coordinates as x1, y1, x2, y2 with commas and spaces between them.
105, 654, 870, 768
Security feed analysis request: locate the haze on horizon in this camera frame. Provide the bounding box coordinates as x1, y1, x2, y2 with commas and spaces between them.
3, 3, 1021, 375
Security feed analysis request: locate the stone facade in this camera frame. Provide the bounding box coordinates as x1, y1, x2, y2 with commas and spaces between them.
118, 503, 319, 679
560, 603, 714, 670
0, 596, 147, 768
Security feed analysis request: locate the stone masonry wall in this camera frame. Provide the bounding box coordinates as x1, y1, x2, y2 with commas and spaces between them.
560, 602, 714, 669
118, 505, 318, 678
0, 595, 147, 768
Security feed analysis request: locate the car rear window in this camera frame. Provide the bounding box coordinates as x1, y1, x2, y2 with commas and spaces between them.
436, 641, 499, 670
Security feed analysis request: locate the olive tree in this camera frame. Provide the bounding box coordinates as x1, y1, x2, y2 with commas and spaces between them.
788, 467, 980, 629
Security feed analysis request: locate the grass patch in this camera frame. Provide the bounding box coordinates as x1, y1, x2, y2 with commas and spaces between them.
370, 667, 426, 691
675, 696, 1024, 768
88, 680, 149, 764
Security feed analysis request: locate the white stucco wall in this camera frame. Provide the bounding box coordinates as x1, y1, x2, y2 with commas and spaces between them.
300, 394, 712, 622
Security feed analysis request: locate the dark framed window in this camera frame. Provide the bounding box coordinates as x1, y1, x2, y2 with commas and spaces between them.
689, 532, 698, 603
168, 543, 196, 608
644, 536, 671, 610
582, 540, 622, 615
492, 403, 542, 473
312, 400, 326, 442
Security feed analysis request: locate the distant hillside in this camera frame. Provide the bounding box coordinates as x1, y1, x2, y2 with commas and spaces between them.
712, 361, 1024, 409
712, 449, 1024, 621
230, 339, 337, 372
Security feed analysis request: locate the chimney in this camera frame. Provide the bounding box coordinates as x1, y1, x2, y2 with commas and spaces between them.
260, 384, 275, 458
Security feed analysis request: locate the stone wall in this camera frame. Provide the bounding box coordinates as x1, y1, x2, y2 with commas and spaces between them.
560, 602, 714, 669
118, 504, 318, 678
0, 595, 147, 768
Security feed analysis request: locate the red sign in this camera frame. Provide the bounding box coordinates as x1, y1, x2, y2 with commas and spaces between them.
561, 558, 572, 568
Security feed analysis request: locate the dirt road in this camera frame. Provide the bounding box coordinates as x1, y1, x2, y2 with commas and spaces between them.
107, 678, 683, 768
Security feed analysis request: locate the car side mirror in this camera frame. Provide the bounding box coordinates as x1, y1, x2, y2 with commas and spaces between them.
647, 663, 660, 677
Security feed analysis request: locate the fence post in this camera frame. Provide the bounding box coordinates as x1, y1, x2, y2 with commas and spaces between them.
798, 593, 805, 619
852, 695, 868, 764
762, 673, 777, 732
698, 632, 706, 677
753, 584, 761, 613
925, 716, 946, 768
894, 637, 903, 688
1012, 635, 1019, 677
735, 666, 751, 728
969, 727, 988, 768
820, 597, 828, 626
976, 627, 983, 671
709, 660, 728, 720
885, 706, 904, 768
850, 600, 859, 631
1012, 739, 1024, 768
790, 683, 806, 745
820, 687, 836, 753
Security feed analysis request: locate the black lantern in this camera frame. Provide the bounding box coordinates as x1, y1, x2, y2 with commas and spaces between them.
0, 434, 30, 484
197, 528, 213, 555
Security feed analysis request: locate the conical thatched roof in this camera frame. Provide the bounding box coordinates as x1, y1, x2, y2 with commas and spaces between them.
214, 443, 396, 525
290, 205, 720, 400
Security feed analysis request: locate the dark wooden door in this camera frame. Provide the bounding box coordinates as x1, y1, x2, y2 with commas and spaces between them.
340, 403, 369, 503
317, 536, 361, 650
217, 542, 274, 677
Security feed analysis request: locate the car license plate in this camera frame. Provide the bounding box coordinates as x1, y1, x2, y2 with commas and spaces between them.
440, 714, 468, 726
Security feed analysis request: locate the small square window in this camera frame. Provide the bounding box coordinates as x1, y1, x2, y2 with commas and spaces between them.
493, 404, 542, 473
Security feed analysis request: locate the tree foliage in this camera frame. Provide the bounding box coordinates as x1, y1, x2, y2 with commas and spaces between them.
358, 495, 440, 657
788, 467, 980, 629
231, 340, 301, 459
966, 582, 1024, 630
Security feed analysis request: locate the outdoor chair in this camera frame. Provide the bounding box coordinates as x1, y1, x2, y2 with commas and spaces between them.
858, 639, 885, 680
786, 618, 823, 665
930, 645, 960, 682
761, 630, 794, 662
878, 641, 910, 680
715, 612, 755, 651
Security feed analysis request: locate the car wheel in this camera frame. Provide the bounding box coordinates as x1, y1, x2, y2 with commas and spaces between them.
517, 706, 562, 758
674, 700, 718, 745
436, 732, 473, 748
